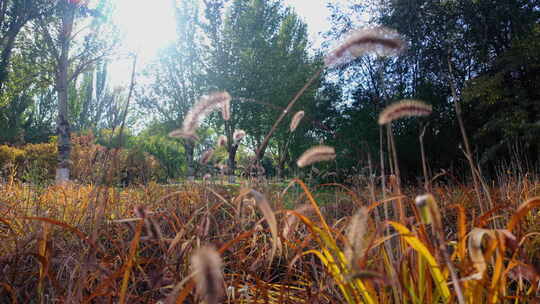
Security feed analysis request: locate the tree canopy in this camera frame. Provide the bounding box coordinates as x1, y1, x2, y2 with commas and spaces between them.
0, 0, 538, 183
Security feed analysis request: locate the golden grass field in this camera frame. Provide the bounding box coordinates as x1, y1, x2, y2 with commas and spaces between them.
0, 174, 539, 303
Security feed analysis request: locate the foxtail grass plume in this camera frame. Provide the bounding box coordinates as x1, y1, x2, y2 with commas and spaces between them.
378, 99, 432, 125
168, 129, 199, 141
414, 194, 442, 229
200, 149, 214, 164
233, 129, 246, 144
325, 27, 406, 67
169, 92, 231, 141
221, 94, 231, 121
297, 145, 336, 168
248, 190, 281, 263
191, 246, 223, 304
217, 135, 227, 147
345, 207, 368, 268
289, 110, 305, 132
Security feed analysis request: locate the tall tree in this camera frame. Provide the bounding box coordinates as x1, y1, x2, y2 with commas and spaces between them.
323, 0, 540, 178
0, 0, 54, 93
37, 0, 116, 182
202, 0, 318, 179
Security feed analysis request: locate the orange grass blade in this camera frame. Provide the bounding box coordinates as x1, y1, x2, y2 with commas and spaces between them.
291, 179, 333, 237
83, 268, 125, 303
507, 197, 540, 232
21, 217, 103, 254
37, 222, 50, 304
449, 204, 467, 261
174, 280, 196, 304
0, 283, 17, 304
118, 219, 144, 304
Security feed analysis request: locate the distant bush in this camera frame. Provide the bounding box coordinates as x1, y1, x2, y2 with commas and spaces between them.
0, 145, 26, 179
0, 133, 164, 185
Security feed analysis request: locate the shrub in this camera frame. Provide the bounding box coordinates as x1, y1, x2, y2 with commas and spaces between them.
0, 145, 26, 179
0, 133, 164, 185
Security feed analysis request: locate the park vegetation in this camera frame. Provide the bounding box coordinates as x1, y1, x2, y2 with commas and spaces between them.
0, 0, 539, 303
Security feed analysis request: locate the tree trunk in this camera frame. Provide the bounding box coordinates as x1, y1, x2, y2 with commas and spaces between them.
55, 2, 75, 184
227, 144, 239, 183
184, 141, 195, 180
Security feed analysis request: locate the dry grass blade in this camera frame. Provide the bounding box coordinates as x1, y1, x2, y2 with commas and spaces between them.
507, 196, 540, 231
378, 99, 432, 125
345, 207, 368, 268
297, 145, 336, 168
283, 204, 315, 239
449, 204, 467, 260
21, 216, 102, 253
119, 219, 144, 304
464, 228, 515, 281
0, 283, 17, 304
465, 228, 493, 281
325, 26, 406, 67
290, 110, 305, 132
191, 246, 223, 304
134, 205, 162, 240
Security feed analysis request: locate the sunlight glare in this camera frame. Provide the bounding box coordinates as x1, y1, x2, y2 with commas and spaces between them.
112, 0, 176, 59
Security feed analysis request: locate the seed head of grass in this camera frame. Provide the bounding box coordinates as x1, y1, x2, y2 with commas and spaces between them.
217, 135, 227, 147
415, 194, 441, 229
345, 207, 368, 268
191, 246, 223, 304
168, 129, 199, 141
233, 129, 246, 144
180, 91, 231, 136
297, 145, 336, 168
290, 110, 305, 132
247, 189, 281, 263
221, 94, 231, 121
325, 27, 406, 67
378, 99, 432, 125
200, 149, 214, 165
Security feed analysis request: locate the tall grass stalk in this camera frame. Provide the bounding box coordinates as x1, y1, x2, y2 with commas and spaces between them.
447, 53, 485, 213
419, 124, 430, 191
255, 68, 323, 162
